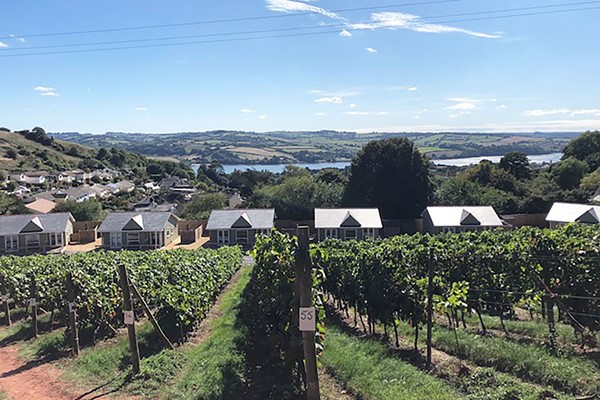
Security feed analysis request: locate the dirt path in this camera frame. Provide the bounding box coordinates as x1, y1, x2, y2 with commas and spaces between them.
0, 345, 77, 400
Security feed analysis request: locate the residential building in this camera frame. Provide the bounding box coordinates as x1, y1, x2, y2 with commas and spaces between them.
64, 186, 97, 203
546, 202, 600, 229
206, 209, 276, 247
97, 212, 179, 250
421, 206, 506, 234
314, 208, 383, 241
0, 213, 74, 254
25, 198, 57, 214
19, 171, 49, 185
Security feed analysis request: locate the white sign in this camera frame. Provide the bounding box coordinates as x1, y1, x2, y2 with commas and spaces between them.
124, 310, 135, 325
1, 294, 8, 302
29, 298, 37, 307
299, 307, 316, 332
68, 302, 76, 313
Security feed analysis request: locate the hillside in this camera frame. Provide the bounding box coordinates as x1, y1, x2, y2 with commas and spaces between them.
0, 128, 97, 172
54, 130, 577, 165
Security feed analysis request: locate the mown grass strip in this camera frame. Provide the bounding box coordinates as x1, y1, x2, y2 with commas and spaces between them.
430, 326, 599, 396
161, 266, 251, 400
322, 323, 464, 400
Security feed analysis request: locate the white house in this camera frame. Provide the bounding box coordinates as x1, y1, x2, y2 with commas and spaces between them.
314, 208, 383, 241
20, 171, 48, 185
421, 206, 506, 234
545, 202, 600, 229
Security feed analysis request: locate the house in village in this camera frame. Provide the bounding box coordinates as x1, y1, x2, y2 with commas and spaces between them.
206, 209, 275, 247
0, 213, 74, 254
420, 206, 506, 234
545, 202, 600, 229
97, 212, 179, 250
18, 171, 49, 185
25, 198, 57, 214
314, 208, 383, 241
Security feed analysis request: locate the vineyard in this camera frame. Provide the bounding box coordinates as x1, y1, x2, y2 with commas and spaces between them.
249, 226, 600, 399
0, 247, 243, 342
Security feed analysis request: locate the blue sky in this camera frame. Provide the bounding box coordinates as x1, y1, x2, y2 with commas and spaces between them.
1, 0, 600, 134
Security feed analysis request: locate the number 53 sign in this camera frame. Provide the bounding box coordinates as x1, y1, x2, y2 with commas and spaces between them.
299, 307, 316, 331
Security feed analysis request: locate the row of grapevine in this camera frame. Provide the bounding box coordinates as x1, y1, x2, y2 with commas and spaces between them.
313, 224, 600, 349
0, 247, 243, 338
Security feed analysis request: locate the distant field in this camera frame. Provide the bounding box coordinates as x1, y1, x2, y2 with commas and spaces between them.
54, 130, 579, 165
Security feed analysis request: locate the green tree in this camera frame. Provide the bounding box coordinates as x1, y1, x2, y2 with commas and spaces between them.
499, 151, 531, 180
580, 168, 600, 195
562, 130, 600, 169
179, 192, 228, 220
6, 148, 17, 159
343, 138, 432, 219
435, 177, 482, 206
0, 192, 28, 215
551, 157, 588, 190
54, 199, 106, 221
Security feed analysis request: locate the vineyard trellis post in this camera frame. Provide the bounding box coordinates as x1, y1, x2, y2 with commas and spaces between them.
130, 281, 175, 350
426, 247, 434, 369
65, 272, 80, 357
1, 276, 11, 326
29, 273, 38, 338
118, 264, 141, 374
296, 226, 321, 400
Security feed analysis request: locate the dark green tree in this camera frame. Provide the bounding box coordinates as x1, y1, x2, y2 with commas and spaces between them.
343, 138, 432, 219
499, 151, 531, 180
54, 199, 106, 221
179, 192, 228, 220
563, 130, 600, 169
551, 157, 588, 190
0, 192, 28, 215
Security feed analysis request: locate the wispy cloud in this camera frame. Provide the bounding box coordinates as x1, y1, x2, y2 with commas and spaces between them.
34, 86, 60, 97
350, 12, 500, 39
240, 108, 257, 113
315, 96, 343, 104
340, 29, 352, 37
265, 0, 347, 21
344, 111, 388, 116
449, 111, 471, 119
523, 108, 600, 117
16, 37, 25, 43
445, 102, 476, 111
135, 107, 147, 111
348, 103, 357, 109
316, 112, 326, 116
258, 115, 268, 120
408, 86, 418, 91
0, 42, 7, 48
365, 47, 378, 53
387, 85, 419, 92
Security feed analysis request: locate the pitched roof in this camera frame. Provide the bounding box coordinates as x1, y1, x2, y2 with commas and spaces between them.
97, 212, 178, 233
0, 213, 74, 236
422, 206, 503, 227
546, 202, 600, 224
315, 208, 383, 229
206, 209, 275, 230
25, 198, 57, 214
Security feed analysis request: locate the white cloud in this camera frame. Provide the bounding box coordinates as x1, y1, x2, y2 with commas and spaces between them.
308, 89, 323, 94
351, 12, 500, 39
258, 115, 268, 120
408, 86, 418, 91
240, 108, 257, 113
524, 108, 600, 117
316, 112, 326, 116
135, 107, 147, 111
315, 96, 343, 104
0, 42, 7, 48
344, 111, 388, 116
340, 29, 352, 37
16, 37, 25, 43
34, 86, 60, 96
348, 103, 357, 108
449, 111, 472, 119
497, 104, 507, 110
266, 0, 347, 21
413, 115, 421, 120
445, 102, 476, 111
365, 47, 378, 53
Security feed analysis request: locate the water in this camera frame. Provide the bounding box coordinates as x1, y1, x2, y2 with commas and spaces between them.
192, 153, 563, 174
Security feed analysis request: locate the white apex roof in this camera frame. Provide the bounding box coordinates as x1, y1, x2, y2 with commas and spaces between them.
314, 208, 383, 229
423, 206, 503, 227
546, 202, 600, 223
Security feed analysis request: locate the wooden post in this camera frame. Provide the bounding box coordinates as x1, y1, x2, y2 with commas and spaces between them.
0, 277, 11, 326
426, 248, 434, 369
29, 274, 38, 338
118, 264, 140, 374
296, 226, 320, 400
65, 273, 80, 357
546, 294, 557, 353
130, 281, 175, 350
